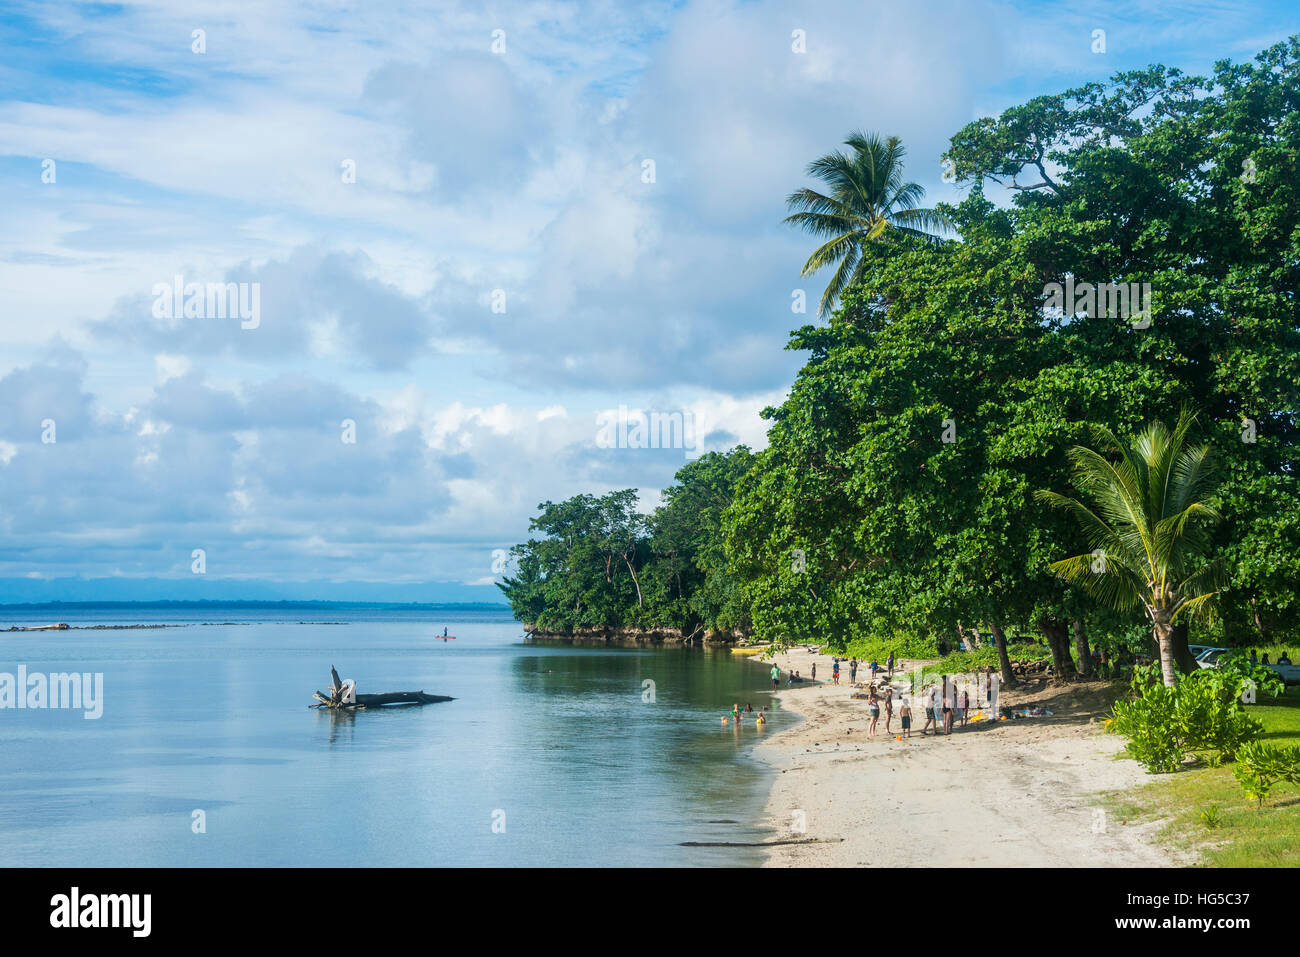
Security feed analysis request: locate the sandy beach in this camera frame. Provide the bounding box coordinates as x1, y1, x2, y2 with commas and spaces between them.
753, 648, 1180, 867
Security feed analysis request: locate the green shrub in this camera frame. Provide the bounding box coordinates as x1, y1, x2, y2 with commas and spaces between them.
1199, 805, 1223, 829
1232, 741, 1300, 809
1109, 675, 1188, 773
836, 634, 939, 661
919, 643, 1050, 682
1107, 658, 1281, 773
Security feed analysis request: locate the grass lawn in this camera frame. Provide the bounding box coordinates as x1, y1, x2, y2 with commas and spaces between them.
1102, 686, 1300, 867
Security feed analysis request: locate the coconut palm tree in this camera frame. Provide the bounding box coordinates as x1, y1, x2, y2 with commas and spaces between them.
1035, 411, 1223, 687
784, 131, 953, 317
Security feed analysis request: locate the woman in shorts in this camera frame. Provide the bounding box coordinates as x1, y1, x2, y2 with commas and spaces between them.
868, 689, 880, 737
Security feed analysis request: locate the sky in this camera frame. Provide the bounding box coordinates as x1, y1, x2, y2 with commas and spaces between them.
0, 0, 1296, 603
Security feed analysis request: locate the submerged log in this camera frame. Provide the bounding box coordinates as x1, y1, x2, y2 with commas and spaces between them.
310, 666, 453, 710
355, 691, 453, 706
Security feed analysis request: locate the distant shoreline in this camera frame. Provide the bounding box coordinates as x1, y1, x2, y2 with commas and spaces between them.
0, 600, 512, 611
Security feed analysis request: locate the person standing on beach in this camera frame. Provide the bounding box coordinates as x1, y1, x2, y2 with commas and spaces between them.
922, 684, 937, 735
832, 659, 840, 685
811, 662, 817, 681
959, 687, 969, 727
849, 658, 858, 684
900, 698, 912, 738
883, 686, 894, 733
942, 677, 954, 735
985, 664, 996, 705
867, 689, 880, 737
887, 652, 894, 677
770, 664, 780, 691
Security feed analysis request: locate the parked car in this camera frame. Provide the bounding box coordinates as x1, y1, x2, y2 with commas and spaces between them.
1195, 648, 1228, 668
1195, 647, 1300, 685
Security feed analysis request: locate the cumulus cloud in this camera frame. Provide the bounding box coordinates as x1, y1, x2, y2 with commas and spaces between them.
2, 0, 1246, 594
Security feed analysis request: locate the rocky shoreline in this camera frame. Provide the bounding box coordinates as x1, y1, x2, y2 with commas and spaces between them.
522, 623, 746, 647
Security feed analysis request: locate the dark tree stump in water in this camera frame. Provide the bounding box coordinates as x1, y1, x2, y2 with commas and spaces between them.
311, 666, 453, 709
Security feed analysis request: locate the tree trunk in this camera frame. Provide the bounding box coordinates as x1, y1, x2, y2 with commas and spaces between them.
1042, 620, 1076, 681
1169, 621, 1197, 675
1072, 619, 1091, 678
1152, 608, 1177, 687
622, 555, 643, 607
990, 621, 1016, 688
1250, 597, 1269, 642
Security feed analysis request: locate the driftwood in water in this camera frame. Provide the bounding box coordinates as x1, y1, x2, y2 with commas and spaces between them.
356, 691, 453, 706
311, 665, 453, 710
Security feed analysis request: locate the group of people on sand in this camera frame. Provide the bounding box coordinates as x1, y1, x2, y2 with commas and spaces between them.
724, 702, 767, 727
771, 664, 809, 688
859, 668, 995, 740
829, 653, 898, 687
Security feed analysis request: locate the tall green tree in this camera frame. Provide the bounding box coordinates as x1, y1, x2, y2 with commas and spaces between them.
1036, 412, 1224, 687
784, 131, 953, 316
499, 450, 755, 638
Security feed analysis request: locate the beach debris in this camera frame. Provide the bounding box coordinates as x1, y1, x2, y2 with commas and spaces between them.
678, 837, 843, 848
310, 665, 453, 710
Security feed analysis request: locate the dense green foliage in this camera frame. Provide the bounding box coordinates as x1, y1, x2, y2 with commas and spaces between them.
502, 38, 1300, 659
1109, 655, 1284, 772
498, 449, 754, 636
727, 38, 1300, 655
1233, 741, 1300, 808
1038, 411, 1224, 685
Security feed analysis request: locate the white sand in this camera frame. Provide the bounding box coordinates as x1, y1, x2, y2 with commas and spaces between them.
752, 647, 1179, 867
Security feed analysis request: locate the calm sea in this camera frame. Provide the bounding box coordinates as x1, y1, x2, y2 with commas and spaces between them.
0, 604, 784, 866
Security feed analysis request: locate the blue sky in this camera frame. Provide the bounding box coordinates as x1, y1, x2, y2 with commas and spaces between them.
0, 0, 1297, 603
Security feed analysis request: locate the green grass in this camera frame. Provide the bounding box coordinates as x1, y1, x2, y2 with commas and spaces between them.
835, 635, 940, 661
1099, 687, 1300, 867
918, 643, 1052, 682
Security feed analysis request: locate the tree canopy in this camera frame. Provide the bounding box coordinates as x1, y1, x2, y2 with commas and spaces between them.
502, 37, 1300, 666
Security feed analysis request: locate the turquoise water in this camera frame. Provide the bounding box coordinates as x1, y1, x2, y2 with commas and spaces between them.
0, 606, 783, 866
